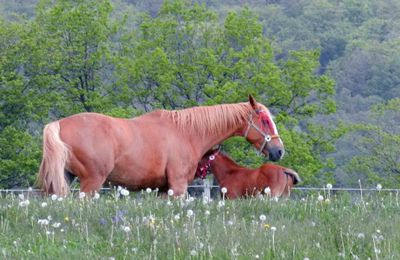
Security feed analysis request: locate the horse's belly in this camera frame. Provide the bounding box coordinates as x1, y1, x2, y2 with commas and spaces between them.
107, 167, 167, 191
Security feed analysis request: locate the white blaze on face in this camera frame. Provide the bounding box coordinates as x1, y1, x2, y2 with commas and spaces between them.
265, 109, 278, 135
265, 109, 284, 146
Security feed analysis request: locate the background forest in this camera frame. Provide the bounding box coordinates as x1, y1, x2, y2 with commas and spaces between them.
0, 0, 399, 189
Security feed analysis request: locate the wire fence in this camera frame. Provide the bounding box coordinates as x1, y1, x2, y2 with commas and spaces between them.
0, 186, 399, 193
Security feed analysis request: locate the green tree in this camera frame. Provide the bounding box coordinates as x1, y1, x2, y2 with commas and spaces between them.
117, 1, 340, 186
344, 98, 400, 187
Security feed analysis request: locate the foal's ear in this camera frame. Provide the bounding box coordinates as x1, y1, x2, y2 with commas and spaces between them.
248, 94, 257, 110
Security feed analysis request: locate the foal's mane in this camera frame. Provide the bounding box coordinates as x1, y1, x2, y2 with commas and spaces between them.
162, 102, 257, 137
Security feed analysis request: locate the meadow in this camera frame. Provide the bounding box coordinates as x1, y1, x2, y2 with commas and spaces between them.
0, 188, 399, 259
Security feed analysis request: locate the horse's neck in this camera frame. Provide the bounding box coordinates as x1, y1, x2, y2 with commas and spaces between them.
158, 104, 250, 156
211, 155, 250, 183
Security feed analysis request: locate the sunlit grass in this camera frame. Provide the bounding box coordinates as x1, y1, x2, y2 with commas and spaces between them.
0, 189, 399, 259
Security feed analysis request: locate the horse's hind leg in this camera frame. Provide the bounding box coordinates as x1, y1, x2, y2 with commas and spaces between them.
80, 175, 107, 195
69, 158, 110, 195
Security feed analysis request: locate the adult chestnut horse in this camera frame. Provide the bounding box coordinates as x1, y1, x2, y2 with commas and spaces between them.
197, 147, 300, 199
37, 95, 284, 196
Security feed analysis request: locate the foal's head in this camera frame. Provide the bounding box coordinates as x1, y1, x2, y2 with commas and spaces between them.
243, 95, 284, 161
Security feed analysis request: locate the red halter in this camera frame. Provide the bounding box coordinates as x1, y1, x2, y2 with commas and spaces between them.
195, 149, 219, 179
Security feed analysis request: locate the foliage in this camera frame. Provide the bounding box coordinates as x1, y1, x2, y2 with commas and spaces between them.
0, 191, 399, 258
1, 0, 399, 188
344, 98, 400, 187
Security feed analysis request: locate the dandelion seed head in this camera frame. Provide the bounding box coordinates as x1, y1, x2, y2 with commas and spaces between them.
221, 187, 227, 194
79, 192, 86, 199
121, 225, 131, 233
120, 188, 129, 196
93, 192, 100, 199
41, 202, 48, 208
38, 219, 49, 226
326, 183, 333, 189
218, 200, 225, 207
146, 188, 152, 194
19, 200, 30, 207
205, 210, 210, 216
376, 184, 382, 191
357, 233, 365, 239
51, 194, 58, 201
186, 209, 194, 217
18, 194, 24, 200
270, 226, 277, 232
259, 214, 266, 222
190, 250, 197, 256
264, 187, 271, 194
52, 222, 61, 228
317, 195, 324, 202
167, 189, 174, 196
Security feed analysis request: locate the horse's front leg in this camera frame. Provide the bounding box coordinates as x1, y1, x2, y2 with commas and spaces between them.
166, 164, 196, 197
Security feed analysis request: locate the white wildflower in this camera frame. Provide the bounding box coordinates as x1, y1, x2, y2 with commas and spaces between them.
79, 192, 86, 199
93, 192, 100, 200
19, 200, 30, 207
121, 225, 131, 233
186, 209, 194, 218
38, 219, 49, 226
120, 188, 129, 196
52, 222, 61, 228
167, 189, 174, 196
357, 233, 365, 239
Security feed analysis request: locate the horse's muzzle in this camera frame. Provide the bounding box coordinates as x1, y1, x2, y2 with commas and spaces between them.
267, 146, 284, 161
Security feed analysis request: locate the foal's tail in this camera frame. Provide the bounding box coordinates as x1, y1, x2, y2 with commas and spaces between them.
36, 121, 70, 196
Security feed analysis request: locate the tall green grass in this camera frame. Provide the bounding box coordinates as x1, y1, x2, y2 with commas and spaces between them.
0, 189, 399, 259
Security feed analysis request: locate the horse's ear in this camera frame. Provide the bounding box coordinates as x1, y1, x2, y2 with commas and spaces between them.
248, 94, 257, 110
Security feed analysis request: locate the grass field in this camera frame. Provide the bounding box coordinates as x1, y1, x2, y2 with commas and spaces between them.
0, 188, 399, 259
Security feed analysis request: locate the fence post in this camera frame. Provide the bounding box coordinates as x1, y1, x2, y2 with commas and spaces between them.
203, 179, 211, 199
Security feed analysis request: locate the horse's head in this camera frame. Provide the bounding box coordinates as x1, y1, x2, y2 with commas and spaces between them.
243, 95, 285, 161
196, 145, 221, 179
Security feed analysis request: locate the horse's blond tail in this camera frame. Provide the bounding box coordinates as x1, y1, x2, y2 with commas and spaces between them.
37, 121, 70, 196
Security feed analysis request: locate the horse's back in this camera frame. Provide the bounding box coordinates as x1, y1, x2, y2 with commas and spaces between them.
58, 113, 134, 171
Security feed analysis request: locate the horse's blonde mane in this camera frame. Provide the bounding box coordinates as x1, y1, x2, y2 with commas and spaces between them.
161, 102, 257, 137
